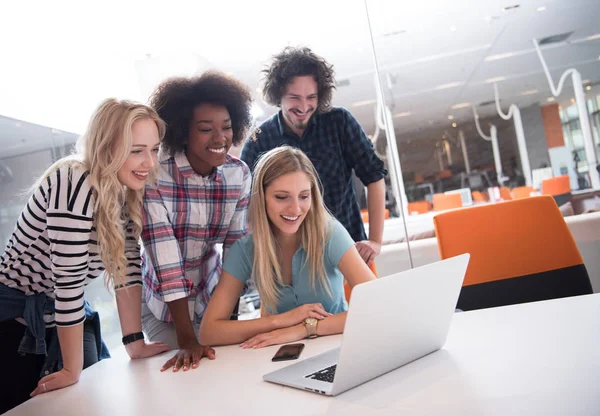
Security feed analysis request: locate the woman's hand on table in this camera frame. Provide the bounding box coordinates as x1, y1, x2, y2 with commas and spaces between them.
240, 324, 306, 349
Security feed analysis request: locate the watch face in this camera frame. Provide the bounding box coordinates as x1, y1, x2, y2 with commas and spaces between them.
305, 317, 318, 326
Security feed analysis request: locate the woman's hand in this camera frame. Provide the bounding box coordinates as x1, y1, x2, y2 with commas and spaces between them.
274, 303, 331, 329
125, 340, 171, 359
30, 367, 80, 397
241, 324, 306, 349
160, 342, 216, 372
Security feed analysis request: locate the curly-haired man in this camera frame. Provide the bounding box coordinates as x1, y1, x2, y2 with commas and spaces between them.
242, 47, 387, 266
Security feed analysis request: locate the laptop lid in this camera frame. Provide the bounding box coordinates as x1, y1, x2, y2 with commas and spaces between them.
330, 253, 469, 395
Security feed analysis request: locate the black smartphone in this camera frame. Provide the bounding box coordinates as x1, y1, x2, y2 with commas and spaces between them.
271, 343, 305, 362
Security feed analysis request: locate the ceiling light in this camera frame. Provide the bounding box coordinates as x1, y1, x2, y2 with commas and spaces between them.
520, 89, 539, 96
393, 111, 412, 118
434, 82, 463, 90
382, 29, 407, 37
485, 52, 516, 62
452, 123, 457, 128
352, 99, 376, 107
537, 6, 546, 11
451, 103, 471, 109
586, 86, 592, 91
450, 26, 457, 32
485, 76, 507, 84
547, 97, 555, 102
447, 115, 455, 120
255, 87, 262, 94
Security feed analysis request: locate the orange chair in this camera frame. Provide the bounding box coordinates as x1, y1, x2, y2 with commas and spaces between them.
407, 200, 432, 215
499, 187, 512, 201
542, 175, 570, 196
471, 191, 487, 203
433, 193, 463, 211
344, 262, 377, 302
542, 175, 571, 206
512, 186, 536, 199
433, 196, 592, 311
436, 170, 452, 179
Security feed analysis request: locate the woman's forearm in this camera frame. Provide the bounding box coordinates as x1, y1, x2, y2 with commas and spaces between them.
115, 285, 143, 336
199, 315, 278, 346
315, 312, 347, 337
57, 323, 84, 377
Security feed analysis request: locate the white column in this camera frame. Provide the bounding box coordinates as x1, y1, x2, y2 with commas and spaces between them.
473, 106, 505, 186
494, 84, 533, 186
444, 139, 453, 166
490, 126, 504, 186
459, 129, 471, 173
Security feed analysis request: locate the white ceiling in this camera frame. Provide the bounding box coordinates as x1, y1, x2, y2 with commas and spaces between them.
0, 0, 599, 158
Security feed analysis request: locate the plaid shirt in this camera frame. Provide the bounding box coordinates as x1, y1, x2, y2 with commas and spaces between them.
241, 107, 386, 242
141, 152, 250, 324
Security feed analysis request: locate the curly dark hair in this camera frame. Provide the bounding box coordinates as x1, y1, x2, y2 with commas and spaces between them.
262, 46, 336, 114
149, 70, 253, 156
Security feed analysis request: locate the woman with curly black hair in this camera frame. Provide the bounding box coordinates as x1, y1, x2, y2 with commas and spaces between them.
140, 70, 253, 372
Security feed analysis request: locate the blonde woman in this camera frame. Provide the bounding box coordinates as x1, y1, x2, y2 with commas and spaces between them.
0, 99, 170, 412
199, 146, 376, 348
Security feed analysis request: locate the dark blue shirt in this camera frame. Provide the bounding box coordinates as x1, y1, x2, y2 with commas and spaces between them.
241, 107, 386, 242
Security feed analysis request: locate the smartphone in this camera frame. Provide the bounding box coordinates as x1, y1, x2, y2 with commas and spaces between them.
271, 343, 305, 362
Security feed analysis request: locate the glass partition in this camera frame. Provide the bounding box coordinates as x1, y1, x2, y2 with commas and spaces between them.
365, 0, 600, 230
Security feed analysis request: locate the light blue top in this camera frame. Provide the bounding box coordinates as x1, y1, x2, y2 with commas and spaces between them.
223, 219, 355, 315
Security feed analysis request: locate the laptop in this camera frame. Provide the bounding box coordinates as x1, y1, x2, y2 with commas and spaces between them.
263, 253, 470, 396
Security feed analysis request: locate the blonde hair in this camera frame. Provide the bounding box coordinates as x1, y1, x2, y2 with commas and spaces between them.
249, 146, 333, 313
34, 98, 165, 287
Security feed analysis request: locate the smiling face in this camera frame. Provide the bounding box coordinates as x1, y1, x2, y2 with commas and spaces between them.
280, 75, 318, 137
186, 103, 233, 176
116, 118, 160, 190
265, 171, 312, 237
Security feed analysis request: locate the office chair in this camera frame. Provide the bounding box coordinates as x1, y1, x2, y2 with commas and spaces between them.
434, 196, 592, 310
542, 175, 571, 206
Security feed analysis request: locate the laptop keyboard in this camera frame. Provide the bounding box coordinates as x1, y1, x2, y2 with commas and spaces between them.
305, 365, 337, 383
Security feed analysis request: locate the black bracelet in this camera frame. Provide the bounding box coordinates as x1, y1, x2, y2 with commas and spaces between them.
122, 332, 145, 345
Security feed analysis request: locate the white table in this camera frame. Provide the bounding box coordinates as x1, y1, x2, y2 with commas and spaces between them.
8, 294, 600, 415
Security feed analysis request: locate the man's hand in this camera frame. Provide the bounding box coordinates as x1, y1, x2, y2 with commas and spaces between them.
30, 367, 80, 397
125, 340, 171, 359
160, 343, 215, 372
355, 240, 382, 265
240, 325, 306, 349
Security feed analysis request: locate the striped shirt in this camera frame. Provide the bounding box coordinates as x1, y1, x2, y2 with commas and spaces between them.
0, 163, 142, 327
141, 152, 250, 324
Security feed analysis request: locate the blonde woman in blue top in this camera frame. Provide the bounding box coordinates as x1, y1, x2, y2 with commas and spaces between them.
200, 146, 376, 348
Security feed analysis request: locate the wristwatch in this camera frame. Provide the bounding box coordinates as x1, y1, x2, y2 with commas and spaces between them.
304, 317, 319, 339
